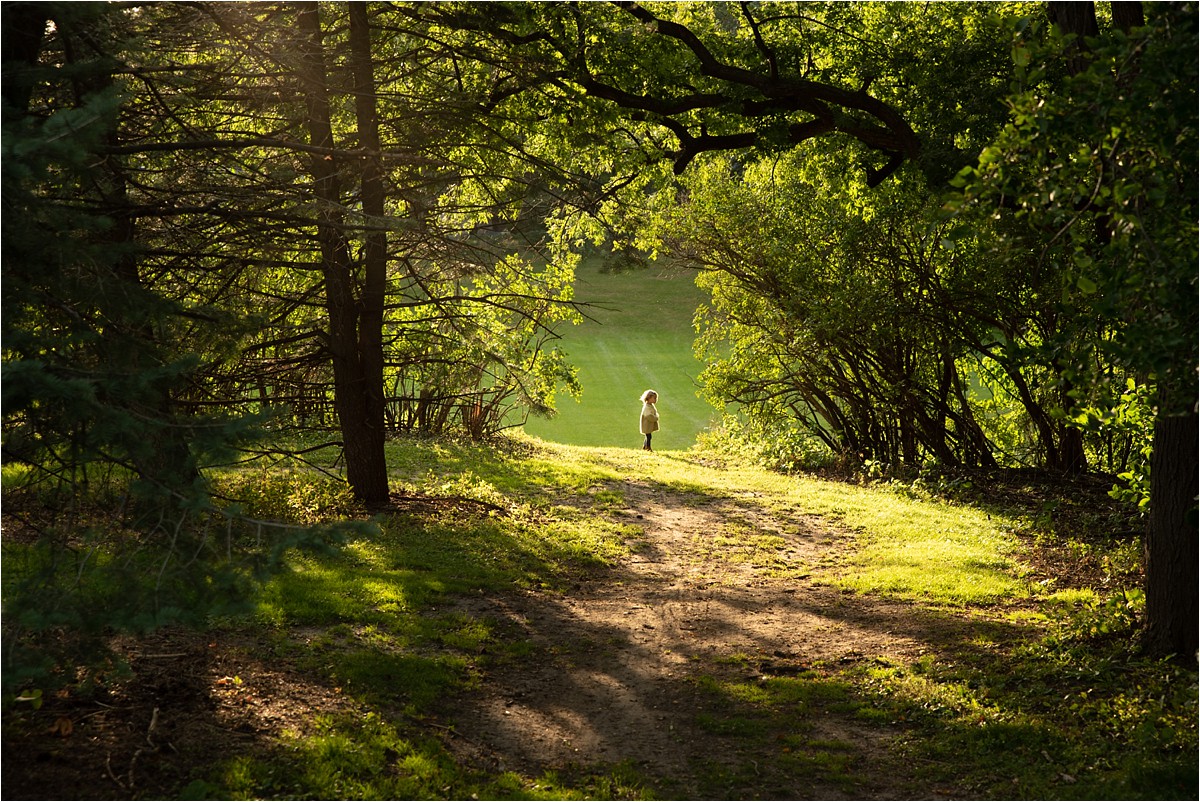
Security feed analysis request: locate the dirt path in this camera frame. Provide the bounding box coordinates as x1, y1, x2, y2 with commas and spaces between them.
435, 478, 984, 798
4, 475, 1005, 800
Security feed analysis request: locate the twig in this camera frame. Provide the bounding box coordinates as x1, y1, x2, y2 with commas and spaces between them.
78, 707, 118, 723
106, 753, 127, 790
126, 707, 160, 790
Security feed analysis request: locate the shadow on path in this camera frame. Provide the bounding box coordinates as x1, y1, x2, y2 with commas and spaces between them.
433, 477, 1028, 799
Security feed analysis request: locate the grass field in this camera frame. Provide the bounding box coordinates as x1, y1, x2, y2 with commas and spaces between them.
522, 257, 721, 450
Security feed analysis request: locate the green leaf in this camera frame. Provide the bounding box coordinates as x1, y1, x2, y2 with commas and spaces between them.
15, 689, 43, 710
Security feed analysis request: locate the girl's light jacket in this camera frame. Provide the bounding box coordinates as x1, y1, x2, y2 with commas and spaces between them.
640, 402, 660, 435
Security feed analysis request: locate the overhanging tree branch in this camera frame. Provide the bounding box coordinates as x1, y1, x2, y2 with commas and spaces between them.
613, 1, 920, 183
408, 1, 921, 185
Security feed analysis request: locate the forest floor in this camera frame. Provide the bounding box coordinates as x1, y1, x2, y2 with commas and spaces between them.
1, 470, 1051, 801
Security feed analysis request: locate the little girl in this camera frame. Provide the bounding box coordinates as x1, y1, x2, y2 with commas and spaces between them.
639, 389, 659, 451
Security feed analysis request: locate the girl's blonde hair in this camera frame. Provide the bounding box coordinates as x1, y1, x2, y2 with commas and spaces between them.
640, 389, 658, 403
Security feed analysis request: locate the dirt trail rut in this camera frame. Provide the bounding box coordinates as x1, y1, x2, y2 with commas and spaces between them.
436, 478, 975, 798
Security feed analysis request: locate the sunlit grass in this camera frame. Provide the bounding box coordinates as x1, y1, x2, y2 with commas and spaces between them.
776, 475, 1028, 605
185, 433, 1193, 799
218, 711, 656, 801
523, 258, 719, 451
517, 438, 1030, 607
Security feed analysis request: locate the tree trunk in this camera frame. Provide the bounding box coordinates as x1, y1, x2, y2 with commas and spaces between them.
347, 3, 391, 486
296, 2, 389, 506
1047, 1, 1099, 75
1111, 2, 1145, 33
1058, 424, 1088, 475
59, 9, 199, 492
1144, 408, 1199, 662
1045, 0, 1193, 660
1, 2, 49, 113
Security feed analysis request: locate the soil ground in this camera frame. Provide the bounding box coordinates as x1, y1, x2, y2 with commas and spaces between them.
3, 477, 1028, 800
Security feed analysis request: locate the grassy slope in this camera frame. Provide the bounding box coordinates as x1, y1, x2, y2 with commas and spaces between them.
5, 438, 1193, 800
522, 259, 721, 450
217, 438, 1191, 799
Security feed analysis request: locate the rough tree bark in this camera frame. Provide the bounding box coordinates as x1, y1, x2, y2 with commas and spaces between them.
295, 2, 389, 506
347, 2, 391, 502
1145, 409, 1199, 660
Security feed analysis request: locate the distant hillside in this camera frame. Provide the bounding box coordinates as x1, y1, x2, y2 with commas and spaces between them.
523, 258, 721, 450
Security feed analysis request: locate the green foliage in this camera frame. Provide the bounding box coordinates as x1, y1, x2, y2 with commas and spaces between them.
0, 2, 317, 698
386, 252, 584, 439
0, 476, 357, 696
2, 0, 607, 699
694, 413, 835, 473
34, 2, 594, 449
4, 3, 1195, 791
663, 145, 1021, 469
1071, 378, 1157, 510
965, 358, 1049, 467
216, 469, 361, 525
612, 4, 1091, 473
1, 80, 196, 486
950, 5, 1198, 414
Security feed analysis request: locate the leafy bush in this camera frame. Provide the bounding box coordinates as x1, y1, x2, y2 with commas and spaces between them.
695, 413, 835, 473
215, 469, 360, 524
1068, 378, 1156, 512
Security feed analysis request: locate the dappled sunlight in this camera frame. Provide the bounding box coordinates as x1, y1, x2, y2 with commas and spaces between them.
342, 540, 394, 569
255, 558, 438, 627
9, 438, 1188, 800
431, 472, 1036, 796
526, 438, 1033, 606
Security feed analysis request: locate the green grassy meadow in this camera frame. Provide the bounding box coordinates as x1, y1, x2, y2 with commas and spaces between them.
522, 258, 721, 450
